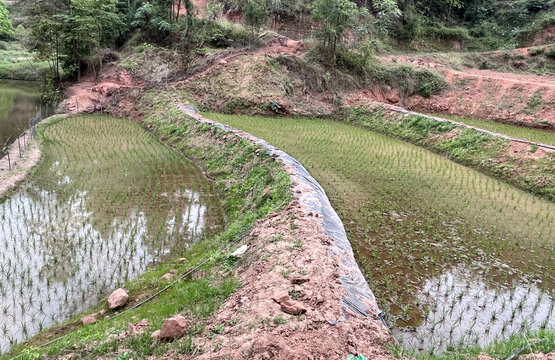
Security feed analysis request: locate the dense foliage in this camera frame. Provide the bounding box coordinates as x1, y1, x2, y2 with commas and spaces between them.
6, 0, 553, 84
0, 0, 14, 40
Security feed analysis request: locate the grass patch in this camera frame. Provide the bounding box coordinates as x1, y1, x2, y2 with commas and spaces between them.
393, 329, 555, 359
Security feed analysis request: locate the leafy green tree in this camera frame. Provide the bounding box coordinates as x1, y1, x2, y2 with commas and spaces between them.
62, 0, 124, 79
28, 10, 65, 81
243, 0, 268, 39
131, 0, 175, 43
309, 0, 358, 57
0, 0, 14, 40
373, 0, 401, 35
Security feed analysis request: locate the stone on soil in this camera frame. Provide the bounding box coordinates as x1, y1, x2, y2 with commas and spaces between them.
108, 288, 129, 309
81, 314, 97, 325
280, 300, 307, 315
159, 315, 188, 341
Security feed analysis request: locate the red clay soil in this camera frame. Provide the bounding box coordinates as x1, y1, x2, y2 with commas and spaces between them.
176, 201, 394, 360
374, 52, 555, 128
63, 67, 142, 114
531, 24, 555, 46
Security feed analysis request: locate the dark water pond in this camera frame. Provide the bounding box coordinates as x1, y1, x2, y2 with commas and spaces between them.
0, 80, 44, 148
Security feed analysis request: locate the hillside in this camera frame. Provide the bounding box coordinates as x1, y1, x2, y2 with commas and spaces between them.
1, 0, 554, 359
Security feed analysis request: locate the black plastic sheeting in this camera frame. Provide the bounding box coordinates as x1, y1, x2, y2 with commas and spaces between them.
177, 104, 382, 324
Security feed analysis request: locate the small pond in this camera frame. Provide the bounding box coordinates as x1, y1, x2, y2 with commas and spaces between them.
0, 80, 47, 148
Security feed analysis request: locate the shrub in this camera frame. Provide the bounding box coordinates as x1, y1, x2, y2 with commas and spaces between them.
0, 0, 14, 40
421, 25, 471, 42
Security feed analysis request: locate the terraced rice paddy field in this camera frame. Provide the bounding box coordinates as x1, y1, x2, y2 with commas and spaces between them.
0, 115, 223, 354
205, 112, 555, 354
430, 113, 555, 146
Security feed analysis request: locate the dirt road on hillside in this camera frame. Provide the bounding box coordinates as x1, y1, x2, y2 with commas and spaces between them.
376, 51, 555, 128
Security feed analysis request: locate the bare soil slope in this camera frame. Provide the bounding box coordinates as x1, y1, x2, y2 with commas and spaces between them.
376, 52, 555, 128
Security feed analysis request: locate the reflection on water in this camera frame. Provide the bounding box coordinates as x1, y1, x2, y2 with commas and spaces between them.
0, 81, 43, 147
395, 268, 555, 353
0, 116, 224, 354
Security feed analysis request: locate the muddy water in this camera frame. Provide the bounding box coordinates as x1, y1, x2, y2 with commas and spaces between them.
0, 115, 224, 354
0, 81, 43, 147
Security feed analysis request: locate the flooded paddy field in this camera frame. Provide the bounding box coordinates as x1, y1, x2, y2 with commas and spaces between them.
0, 115, 224, 354
206, 112, 555, 354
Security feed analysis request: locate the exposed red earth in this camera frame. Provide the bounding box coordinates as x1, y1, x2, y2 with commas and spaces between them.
377, 52, 555, 128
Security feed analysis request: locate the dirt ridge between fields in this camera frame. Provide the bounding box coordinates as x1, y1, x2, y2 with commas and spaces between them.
177, 104, 382, 322
378, 103, 555, 150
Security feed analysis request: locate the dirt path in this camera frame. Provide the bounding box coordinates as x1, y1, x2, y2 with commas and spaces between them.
0, 135, 41, 198
377, 50, 555, 128
451, 69, 555, 87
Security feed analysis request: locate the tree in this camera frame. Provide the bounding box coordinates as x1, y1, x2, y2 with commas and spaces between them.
373, 0, 401, 35
28, 10, 64, 81
309, 0, 358, 58
63, 0, 124, 80
0, 0, 14, 40
243, 0, 268, 39
27, 0, 124, 81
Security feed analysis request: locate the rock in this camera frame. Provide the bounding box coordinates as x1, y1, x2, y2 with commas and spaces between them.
81, 314, 97, 325
386, 92, 400, 104
127, 319, 150, 335
280, 300, 307, 315
272, 291, 291, 304
151, 330, 161, 342
161, 273, 173, 281
159, 315, 188, 341
169, 269, 178, 275
290, 275, 310, 284
108, 288, 129, 309
477, 354, 494, 360
230, 245, 248, 257
179, 258, 186, 262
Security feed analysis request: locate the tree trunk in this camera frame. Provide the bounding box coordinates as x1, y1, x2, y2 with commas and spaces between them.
176, 0, 182, 21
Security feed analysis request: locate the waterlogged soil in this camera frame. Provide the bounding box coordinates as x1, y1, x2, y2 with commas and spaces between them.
206, 112, 555, 354
0, 115, 224, 354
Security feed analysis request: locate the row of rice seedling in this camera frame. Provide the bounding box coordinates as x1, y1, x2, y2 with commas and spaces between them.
205, 112, 554, 354
430, 113, 555, 146
0, 115, 223, 354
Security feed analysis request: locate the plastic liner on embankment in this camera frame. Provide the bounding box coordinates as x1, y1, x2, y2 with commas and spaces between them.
177, 104, 384, 324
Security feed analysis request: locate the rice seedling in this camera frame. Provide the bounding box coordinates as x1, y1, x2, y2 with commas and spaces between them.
0, 115, 223, 354
205, 112, 555, 354
429, 113, 555, 146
